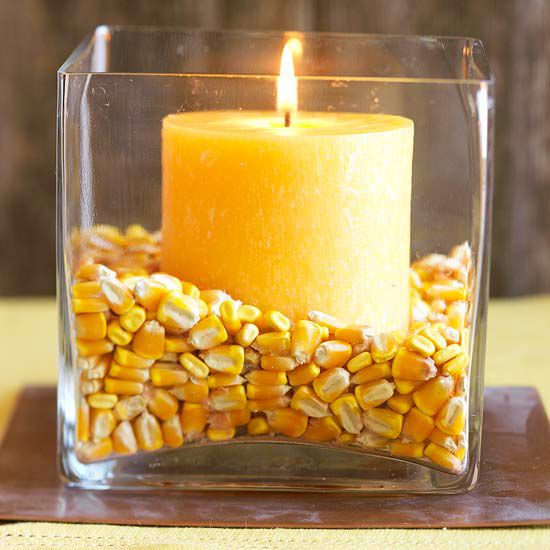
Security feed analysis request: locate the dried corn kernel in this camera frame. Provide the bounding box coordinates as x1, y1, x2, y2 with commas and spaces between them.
392, 349, 437, 381
114, 395, 147, 421
118, 305, 146, 334
78, 437, 113, 461
406, 334, 436, 357
81, 379, 103, 396
363, 408, 403, 439
355, 379, 394, 410
247, 416, 270, 435
219, 300, 242, 335
455, 446, 466, 462
150, 364, 189, 387
247, 384, 291, 400
420, 326, 447, 351
238, 304, 262, 324
447, 301, 467, 330
402, 407, 435, 443
433, 344, 462, 366
252, 331, 291, 356
171, 378, 209, 403
179, 352, 209, 378
307, 310, 344, 332
263, 310, 291, 332
148, 389, 179, 420
114, 346, 154, 368
210, 385, 247, 411
157, 290, 200, 332
346, 351, 373, 373
75, 312, 107, 340
100, 276, 135, 315
313, 340, 352, 369
207, 427, 236, 441
246, 370, 287, 385
81, 358, 109, 380
76, 338, 114, 358
200, 289, 231, 305
413, 375, 454, 416
441, 353, 469, 377
208, 373, 245, 389
330, 394, 363, 434
428, 428, 458, 453
180, 403, 208, 437
112, 421, 138, 454
303, 416, 342, 442
387, 392, 415, 415
150, 272, 182, 292
209, 409, 251, 429
134, 278, 167, 311
164, 336, 195, 353
351, 362, 391, 385
134, 411, 164, 451
392, 329, 407, 346
188, 315, 228, 350
235, 323, 259, 347
78, 399, 90, 442
313, 367, 350, 403
106, 319, 133, 346
162, 415, 184, 447
244, 348, 261, 369
291, 320, 323, 364
72, 280, 102, 298
87, 392, 118, 409
437, 325, 460, 345
436, 396, 466, 435
200, 345, 244, 375
247, 396, 290, 412
104, 377, 144, 396
356, 431, 389, 449
371, 333, 398, 363
260, 355, 297, 372
90, 408, 117, 440
266, 408, 308, 438
287, 363, 320, 386
390, 441, 424, 458
334, 325, 374, 345
394, 379, 424, 395
291, 385, 330, 418
424, 442, 462, 473
76, 263, 116, 281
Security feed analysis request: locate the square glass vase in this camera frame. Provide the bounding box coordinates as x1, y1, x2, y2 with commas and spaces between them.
57, 27, 494, 493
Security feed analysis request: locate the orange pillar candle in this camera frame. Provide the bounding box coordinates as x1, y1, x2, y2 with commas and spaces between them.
161, 110, 413, 332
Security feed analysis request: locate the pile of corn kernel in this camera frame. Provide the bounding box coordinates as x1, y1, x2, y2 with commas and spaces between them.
72, 225, 471, 474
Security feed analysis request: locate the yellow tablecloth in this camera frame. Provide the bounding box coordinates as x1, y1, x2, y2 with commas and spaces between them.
0, 296, 548, 548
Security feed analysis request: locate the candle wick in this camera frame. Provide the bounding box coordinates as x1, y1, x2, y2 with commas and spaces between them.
284, 111, 291, 128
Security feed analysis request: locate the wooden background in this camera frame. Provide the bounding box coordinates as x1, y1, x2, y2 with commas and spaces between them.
0, 0, 548, 296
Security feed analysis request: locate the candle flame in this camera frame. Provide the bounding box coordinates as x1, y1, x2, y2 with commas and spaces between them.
277, 38, 302, 119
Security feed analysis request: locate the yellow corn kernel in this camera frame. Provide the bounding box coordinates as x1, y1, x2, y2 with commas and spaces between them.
390, 441, 424, 458
179, 352, 209, 378
307, 310, 345, 332
107, 319, 133, 347
104, 377, 144, 396
338, 432, 356, 445
387, 392, 415, 415
188, 315, 228, 350
427, 281, 467, 302
290, 385, 330, 418
180, 403, 208, 437
114, 346, 155, 368
428, 428, 458, 453
209, 385, 247, 411
410, 297, 431, 324
351, 362, 391, 385
456, 374, 468, 397
159, 415, 183, 448
119, 305, 146, 333
175, 281, 198, 300
245, 371, 286, 385
77, 338, 114, 358
436, 396, 466, 435
147, 389, 179, 421
207, 373, 245, 389
303, 415, 342, 442
171, 377, 209, 403
81, 379, 103, 396
200, 289, 230, 304
330, 393, 363, 434
394, 379, 424, 395
424, 442, 462, 473
263, 310, 291, 332
436, 324, 460, 345
73, 296, 110, 314
235, 323, 259, 347
447, 300, 467, 330
78, 399, 90, 442
112, 421, 138, 454
392, 349, 437, 381
133, 279, 167, 312
252, 331, 291, 356
363, 408, 403, 439
156, 290, 200, 332
218, 300, 242, 335
291, 320, 323, 365
87, 392, 118, 409
147, 273, 181, 293
76, 263, 116, 281
247, 395, 290, 412
247, 384, 291, 400
391, 329, 408, 346
455, 446, 466, 462
413, 375, 455, 416
313, 367, 350, 403
313, 340, 352, 369
114, 395, 147, 421
334, 325, 374, 345
420, 326, 447, 351
207, 427, 236, 441
402, 406, 435, 443
164, 336, 194, 354
150, 365, 189, 387
81, 356, 109, 380
90, 408, 117, 440
355, 379, 394, 410
407, 334, 436, 357
441, 353, 469, 377
266, 407, 308, 438
260, 355, 297, 372
371, 333, 398, 363
72, 280, 102, 298
357, 431, 390, 449
247, 416, 270, 435
109, 362, 149, 383
75, 312, 107, 340
200, 345, 244, 375
238, 304, 262, 323
433, 343, 462, 366
162, 351, 182, 363
78, 437, 113, 461
347, 351, 373, 373
287, 363, 320, 386
131, 320, 165, 359
133, 411, 164, 451
244, 348, 261, 369
209, 409, 251, 429
99, 276, 135, 315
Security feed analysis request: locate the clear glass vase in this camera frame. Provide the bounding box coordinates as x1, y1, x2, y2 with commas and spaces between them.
57, 27, 494, 493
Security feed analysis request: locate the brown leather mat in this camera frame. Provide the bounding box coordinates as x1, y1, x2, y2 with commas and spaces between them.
0, 386, 548, 528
